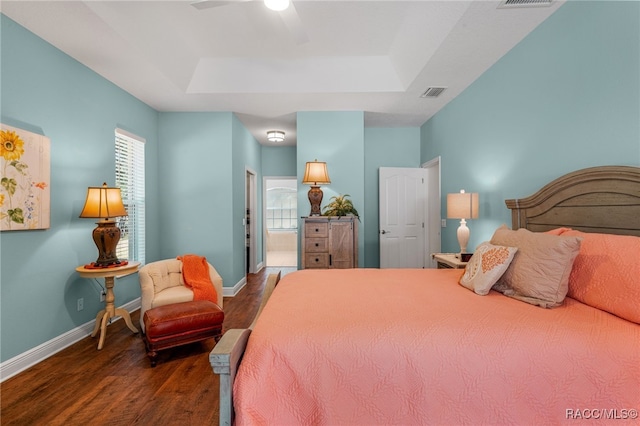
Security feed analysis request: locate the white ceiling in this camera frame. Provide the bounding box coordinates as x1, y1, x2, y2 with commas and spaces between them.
1, 0, 565, 146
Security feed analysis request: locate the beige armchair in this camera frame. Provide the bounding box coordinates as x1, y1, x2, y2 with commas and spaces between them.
138, 258, 223, 333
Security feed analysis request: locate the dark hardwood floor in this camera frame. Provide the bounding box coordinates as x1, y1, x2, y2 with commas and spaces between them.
1, 267, 290, 426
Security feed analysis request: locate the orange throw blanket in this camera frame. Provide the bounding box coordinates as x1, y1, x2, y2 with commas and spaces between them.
177, 254, 218, 303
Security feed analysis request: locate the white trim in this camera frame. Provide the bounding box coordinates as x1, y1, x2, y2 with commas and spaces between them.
422, 156, 442, 268
246, 167, 258, 274
221, 262, 264, 297
0, 298, 141, 383
421, 156, 441, 169
115, 127, 146, 143
223, 276, 247, 297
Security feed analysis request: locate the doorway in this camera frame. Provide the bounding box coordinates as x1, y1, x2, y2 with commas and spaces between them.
264, 177, 298, 267
246, 168, 257, 274
423, 157, 441, 268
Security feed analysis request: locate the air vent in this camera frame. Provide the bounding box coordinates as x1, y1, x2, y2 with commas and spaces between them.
420, 87, 447, 98
498, 0, 553, 8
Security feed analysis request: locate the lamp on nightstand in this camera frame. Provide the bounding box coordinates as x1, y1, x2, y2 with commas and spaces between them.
447, 190, 479, 257
302, 160, 331, 216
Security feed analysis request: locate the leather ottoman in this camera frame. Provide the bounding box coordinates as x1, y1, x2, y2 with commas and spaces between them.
143, 300, 224, 367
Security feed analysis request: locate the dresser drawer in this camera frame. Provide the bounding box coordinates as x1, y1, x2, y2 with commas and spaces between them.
304, 253, 330, 268
304, 222, 328, 238
305, 238, 328, 253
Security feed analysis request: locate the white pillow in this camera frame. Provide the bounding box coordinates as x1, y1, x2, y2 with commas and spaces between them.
459, 242, 518, 295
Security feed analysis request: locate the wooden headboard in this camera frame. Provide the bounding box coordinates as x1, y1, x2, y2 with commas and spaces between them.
505, 166, 640, 236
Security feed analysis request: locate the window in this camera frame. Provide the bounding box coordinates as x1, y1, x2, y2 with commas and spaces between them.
266, 186, 297, 230
115, 129, 145, 264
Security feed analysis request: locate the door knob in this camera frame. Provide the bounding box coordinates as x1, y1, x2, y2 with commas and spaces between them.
381, 230, 390, 234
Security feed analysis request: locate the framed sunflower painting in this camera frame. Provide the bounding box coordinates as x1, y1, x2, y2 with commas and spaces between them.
1, 124, 51, 231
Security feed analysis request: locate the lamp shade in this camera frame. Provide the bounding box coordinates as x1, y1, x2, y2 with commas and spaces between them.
302, 161, 331, 185
447, 190, 479, 219
79, 183, 128, 219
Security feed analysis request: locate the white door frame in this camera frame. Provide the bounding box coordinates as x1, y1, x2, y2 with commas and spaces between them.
422, 156, 441, 268
246, 167, 257, 274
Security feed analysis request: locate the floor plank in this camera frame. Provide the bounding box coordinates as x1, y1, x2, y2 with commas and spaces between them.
1, 267, 288, 426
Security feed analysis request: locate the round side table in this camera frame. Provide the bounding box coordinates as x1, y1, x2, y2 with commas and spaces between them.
75, 261, 140, 350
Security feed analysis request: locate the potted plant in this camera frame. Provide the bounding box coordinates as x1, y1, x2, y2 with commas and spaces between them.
322, 194, 360, 220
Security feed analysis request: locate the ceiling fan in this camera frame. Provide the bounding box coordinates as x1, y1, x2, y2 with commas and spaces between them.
191, 0, 309, 44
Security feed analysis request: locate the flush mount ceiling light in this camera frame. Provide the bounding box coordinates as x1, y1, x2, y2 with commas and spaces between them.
264, 0, 290, 11
267, 130, 285, 142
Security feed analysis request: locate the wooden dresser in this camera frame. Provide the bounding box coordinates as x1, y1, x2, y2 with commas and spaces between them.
301, 216, 358, 269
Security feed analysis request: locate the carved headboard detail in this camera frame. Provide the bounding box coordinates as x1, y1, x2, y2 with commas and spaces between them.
505, 166, 640, 236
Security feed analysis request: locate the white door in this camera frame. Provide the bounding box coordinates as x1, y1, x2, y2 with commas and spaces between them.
379, 167, 428, 268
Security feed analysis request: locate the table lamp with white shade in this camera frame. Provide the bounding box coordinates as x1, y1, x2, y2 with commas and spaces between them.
447, 189, 479, 258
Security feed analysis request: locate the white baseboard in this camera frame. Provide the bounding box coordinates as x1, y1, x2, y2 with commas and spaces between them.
0, 297, 141, 383
223, 276, 247, 297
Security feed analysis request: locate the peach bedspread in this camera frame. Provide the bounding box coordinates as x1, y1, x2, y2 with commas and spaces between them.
234, 269, 640, 425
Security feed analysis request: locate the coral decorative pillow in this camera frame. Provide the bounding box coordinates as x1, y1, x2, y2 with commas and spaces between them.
459, 242, 518, 295
561, 230, 640, 324
490, 225, 582, 308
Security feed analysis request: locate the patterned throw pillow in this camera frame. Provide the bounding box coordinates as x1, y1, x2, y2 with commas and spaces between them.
459, 242, 518, 295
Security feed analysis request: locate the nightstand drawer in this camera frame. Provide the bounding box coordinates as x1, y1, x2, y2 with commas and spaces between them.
304, 253, 330, 268
304, 222, 328, 238
305, 238, 328, 253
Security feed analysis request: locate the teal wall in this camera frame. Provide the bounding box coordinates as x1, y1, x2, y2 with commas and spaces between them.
0, 15, 160, 361
421, 0, 640, 253
364, 127, 421, 267
157, 112, 263, 287
262, 146, 297, 176
157, 112, 236, 282
0, 15, 264, 364
232, 114, 263, 274
297, 112, 366, 266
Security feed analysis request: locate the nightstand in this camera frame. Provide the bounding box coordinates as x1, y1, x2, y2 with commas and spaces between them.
432, 253, 468, 269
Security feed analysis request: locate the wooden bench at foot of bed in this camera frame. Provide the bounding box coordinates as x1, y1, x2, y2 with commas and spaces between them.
209, 271, 281, 426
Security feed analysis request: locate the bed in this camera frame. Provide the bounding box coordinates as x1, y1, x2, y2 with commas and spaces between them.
211, 165, 640, 425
